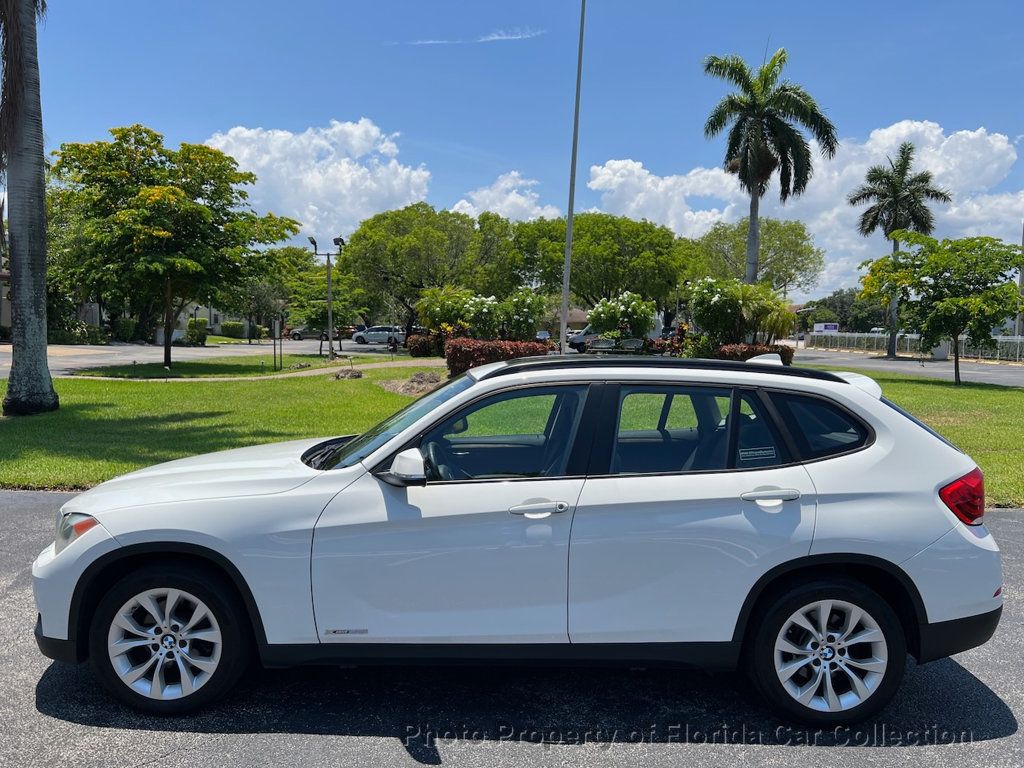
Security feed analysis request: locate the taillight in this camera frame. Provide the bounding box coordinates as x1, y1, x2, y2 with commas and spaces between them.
939, 468, 985, 526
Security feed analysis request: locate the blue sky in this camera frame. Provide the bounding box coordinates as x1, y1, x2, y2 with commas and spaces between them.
38, 0, 1024, 298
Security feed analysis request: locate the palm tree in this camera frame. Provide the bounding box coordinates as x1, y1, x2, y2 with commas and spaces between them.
1, 0, 57, 415
847, 141, 951, 358
704, 48, 838, 285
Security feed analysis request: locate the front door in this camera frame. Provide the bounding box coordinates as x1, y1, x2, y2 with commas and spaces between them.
311, 384, 593, 644
568, 383, 818, 644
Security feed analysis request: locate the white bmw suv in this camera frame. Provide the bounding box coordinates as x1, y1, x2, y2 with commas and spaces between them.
33, 356, 1002, 724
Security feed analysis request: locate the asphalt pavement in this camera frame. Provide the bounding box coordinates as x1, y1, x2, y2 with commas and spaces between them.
0, 338, 399, 378
795, 346, 1024, 387
1, 489, 1021, 767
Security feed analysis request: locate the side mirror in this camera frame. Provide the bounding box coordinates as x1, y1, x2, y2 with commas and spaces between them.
379, 448, 427, 487
448, 417, 469, 435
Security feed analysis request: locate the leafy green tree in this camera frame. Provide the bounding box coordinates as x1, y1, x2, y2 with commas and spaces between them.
799, 287, 886, 332
2, 0, 58, 414
875, 232, 1023, 384
514, 212, 686, 313
698, 218, 824, 293
848, 141, 951, 357
703, 48, 838, 286
341, 203, 478, 333
51, 125, 298, 366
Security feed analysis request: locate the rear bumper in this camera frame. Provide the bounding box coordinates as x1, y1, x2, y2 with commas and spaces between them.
917, 605, 1002, 663
35, 614, 83, 664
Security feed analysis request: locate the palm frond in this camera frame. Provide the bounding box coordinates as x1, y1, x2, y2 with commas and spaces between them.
703, 54, 755, 94
756, 48, 788, 93
768, 84, 838, 157
703, 93, 747, 138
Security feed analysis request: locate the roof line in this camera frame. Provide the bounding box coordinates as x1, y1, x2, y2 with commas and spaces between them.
477, 355, 848, 384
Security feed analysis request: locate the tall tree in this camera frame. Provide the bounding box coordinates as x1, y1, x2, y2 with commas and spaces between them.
703, 48, 838, 285
51, 125, 298, 366
341, 203, 478, 334
2, 0, 58, 415
848, 141, 951, 357
698, 217, 824, 294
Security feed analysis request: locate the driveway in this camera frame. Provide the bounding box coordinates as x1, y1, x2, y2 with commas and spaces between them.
795, 347, 1024, 387
0, 338, 405, 378
1, 490, 1020, 767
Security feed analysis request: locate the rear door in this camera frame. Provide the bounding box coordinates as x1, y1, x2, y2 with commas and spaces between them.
568, 383, 817, 644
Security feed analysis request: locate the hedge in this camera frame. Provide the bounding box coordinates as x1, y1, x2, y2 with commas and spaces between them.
220, 321, 245, 339
444, 338, 549, 376
715, 343, 794, 366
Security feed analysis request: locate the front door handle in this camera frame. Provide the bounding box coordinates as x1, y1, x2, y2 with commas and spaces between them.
509, 501, 570, 519
740, 488, 801, 502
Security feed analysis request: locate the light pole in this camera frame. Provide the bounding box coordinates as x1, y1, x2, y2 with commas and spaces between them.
559, 0, 587, 354
1016, 219, 1024, 337
308, 236, 340, 360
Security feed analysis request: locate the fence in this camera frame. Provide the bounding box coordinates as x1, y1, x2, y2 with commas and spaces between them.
807, 332, 1024, 362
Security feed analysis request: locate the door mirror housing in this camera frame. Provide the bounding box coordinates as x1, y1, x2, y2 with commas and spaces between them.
380, 448, 427, 487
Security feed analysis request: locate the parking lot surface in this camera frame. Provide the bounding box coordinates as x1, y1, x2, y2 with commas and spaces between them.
1, 490, 1020, 767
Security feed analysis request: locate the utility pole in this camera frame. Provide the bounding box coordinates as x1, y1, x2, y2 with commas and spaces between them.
559, 0, 587, 354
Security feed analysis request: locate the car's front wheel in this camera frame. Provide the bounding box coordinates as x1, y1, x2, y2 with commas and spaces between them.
748, 579, 905, 725
88, 565, 250, 714
291, 332, 302, 341
355, 336, 367, 344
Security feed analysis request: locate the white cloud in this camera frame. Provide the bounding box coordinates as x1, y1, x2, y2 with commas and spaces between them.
588, 120, 1022, 298
452, 171, 560, 220
477, 27, 546, 43
205, 118, 429, 236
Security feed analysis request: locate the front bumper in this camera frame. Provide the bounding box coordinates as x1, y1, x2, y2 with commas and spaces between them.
917, 605, 1002, 663
34, 614, 83, 664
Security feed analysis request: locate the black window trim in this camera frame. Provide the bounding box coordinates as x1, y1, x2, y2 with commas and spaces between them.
370, 381, 606, 485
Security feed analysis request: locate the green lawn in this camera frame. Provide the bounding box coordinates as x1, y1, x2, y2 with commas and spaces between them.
71, 353, 397, 379
1, 364, 1022, 505
0, 366, 435, 489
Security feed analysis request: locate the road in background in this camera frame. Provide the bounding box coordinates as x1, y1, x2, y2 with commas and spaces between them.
0, 338, 401, 378
1, 490, 1020, 768
796, 347, 1024, 387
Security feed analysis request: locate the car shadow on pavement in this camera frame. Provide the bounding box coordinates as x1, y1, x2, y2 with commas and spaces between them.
36, 657, 1016, 764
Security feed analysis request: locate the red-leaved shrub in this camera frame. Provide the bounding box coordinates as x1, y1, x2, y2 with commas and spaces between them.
406, 334, 439, 357
715, 343, 795, 366
444, 338, 549, 376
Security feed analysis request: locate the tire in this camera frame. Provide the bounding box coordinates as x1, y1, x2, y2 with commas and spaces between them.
355, 336, 367, 344
291, 333, 302, 341
747, 578, 906, 726
88, 564, 251, 714
319, 333, 328, 341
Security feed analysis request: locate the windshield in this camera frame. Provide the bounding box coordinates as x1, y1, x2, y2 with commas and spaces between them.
315, 374, 476, 470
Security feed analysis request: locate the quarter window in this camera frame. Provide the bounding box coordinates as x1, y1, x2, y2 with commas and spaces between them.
771, 392, 869, 459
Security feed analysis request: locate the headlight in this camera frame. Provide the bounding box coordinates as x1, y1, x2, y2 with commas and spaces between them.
55, 512, 98, 555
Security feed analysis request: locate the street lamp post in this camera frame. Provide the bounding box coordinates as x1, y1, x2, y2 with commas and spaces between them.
559, 0, 587, 354
309, 236, 342, 361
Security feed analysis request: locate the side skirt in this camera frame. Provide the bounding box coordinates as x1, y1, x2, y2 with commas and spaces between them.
259, 641, 740, 670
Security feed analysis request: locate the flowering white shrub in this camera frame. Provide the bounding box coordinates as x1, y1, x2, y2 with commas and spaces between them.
588, 291, 657, 338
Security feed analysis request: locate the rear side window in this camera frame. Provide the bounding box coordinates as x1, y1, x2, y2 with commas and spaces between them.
771, 393, 870, 460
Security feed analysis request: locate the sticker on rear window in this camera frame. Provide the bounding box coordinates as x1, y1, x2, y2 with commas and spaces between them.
739, 446, 776, 462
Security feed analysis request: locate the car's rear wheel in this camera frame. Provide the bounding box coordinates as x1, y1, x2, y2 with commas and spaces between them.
88, 565, 249, 714
291, 332, 302, 341
748, 579, 905, 725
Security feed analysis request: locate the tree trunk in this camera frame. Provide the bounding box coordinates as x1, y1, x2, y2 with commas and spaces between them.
162, 277, 174, 367
886, 237, 899, 359
744, 193, 760, 284
953, 334, 961, 385
3, 0, 58, 415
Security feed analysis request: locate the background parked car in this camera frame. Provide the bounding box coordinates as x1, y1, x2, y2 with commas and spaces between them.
290, 327, 346, 341
352, 325, 406, 345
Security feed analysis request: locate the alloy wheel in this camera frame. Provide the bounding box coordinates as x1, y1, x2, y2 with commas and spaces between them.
106, 587, 223, 700
773, 598, 888, 712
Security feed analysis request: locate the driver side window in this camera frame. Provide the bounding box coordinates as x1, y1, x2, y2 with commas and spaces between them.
421, 386, 588, 482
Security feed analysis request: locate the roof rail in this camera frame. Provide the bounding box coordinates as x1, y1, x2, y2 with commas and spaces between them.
477, 355, 848, 384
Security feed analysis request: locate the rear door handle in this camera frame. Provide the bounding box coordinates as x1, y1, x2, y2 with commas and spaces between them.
509, 501, 570, 519
740, 488, 801, 502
